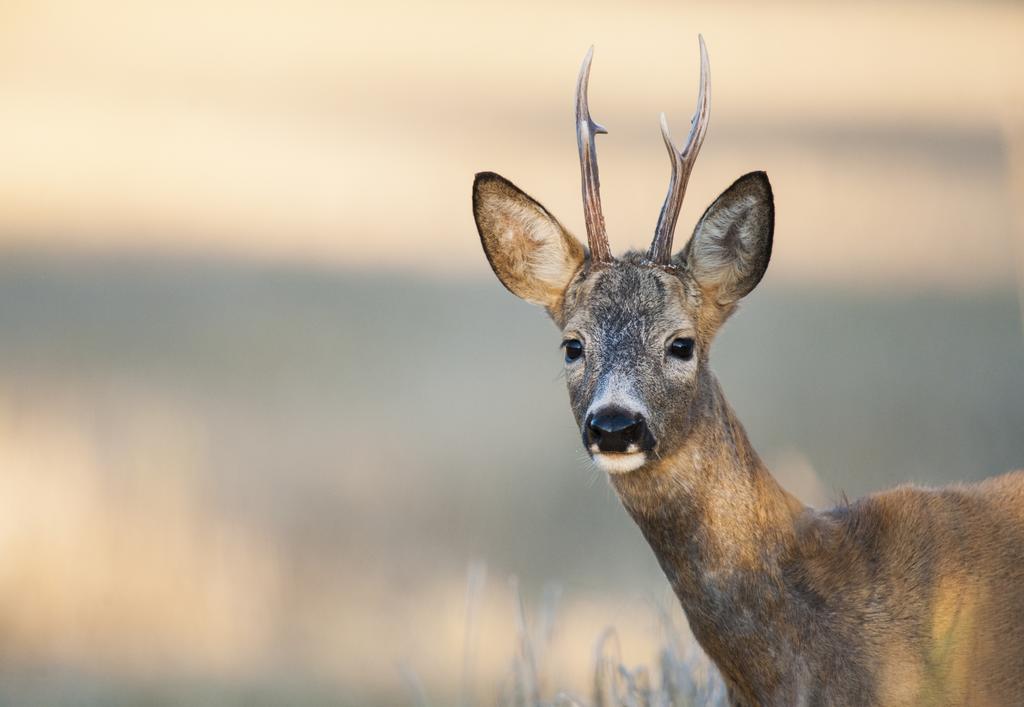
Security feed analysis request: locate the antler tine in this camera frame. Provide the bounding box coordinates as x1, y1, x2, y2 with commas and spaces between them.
576, 46, 613, 264
649, 35, 711, 265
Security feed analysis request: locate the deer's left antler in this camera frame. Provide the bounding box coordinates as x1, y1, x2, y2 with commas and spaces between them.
649, 35, 711, 265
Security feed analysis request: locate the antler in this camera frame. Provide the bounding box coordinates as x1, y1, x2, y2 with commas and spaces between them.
648, 35, 711, 265
576, 46, 613, 264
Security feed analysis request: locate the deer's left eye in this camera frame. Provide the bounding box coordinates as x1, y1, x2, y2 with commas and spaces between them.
563, 339, 584, 362
669, 337, 695, 361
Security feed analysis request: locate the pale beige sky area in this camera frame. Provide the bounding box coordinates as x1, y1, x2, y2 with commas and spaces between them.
0, 1, 1022, 288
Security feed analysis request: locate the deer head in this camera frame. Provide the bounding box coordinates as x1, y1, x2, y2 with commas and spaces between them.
473, 37, 774, 475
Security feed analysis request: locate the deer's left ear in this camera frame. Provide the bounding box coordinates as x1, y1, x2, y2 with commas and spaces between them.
473, 172, 586, 310
677, 171, 774, 305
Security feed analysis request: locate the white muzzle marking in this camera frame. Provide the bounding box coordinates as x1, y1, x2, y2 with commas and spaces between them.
591, 448, 647, 474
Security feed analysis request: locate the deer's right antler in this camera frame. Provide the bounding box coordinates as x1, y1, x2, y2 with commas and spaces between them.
576, 46, 613, 265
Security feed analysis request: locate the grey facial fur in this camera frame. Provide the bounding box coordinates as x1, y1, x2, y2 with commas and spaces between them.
558, 252, 704, 461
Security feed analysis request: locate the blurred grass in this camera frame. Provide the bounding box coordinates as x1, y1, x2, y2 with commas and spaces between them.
0, 255, 1020, 703
412, 570, 724, 707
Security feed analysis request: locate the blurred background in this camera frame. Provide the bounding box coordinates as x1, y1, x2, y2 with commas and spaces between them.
0, 1, 1023, 704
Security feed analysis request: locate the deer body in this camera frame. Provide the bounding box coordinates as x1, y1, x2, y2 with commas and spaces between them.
472, 40, 1024, 705
611, 348, 1024, 705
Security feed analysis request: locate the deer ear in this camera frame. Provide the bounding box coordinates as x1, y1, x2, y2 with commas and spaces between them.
473, 172, 586, 310
678, 171, 774, 305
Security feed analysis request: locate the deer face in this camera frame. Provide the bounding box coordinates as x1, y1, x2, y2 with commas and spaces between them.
473, 171, 773, 474
559, 255, 702, 473
472, 40, 774, 474
561, 256, 696, 471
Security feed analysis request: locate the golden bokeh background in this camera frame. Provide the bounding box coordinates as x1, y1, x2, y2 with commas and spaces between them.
0, 1, 1022, 704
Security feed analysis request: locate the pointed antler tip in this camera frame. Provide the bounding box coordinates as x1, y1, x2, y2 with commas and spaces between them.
659, 112, 676, 150
579, 46, 595, 76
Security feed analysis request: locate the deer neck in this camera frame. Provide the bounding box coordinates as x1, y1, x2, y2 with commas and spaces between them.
609, 371, 807, 693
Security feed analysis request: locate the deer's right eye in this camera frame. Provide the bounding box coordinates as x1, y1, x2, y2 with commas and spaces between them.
563, 339, 584, 362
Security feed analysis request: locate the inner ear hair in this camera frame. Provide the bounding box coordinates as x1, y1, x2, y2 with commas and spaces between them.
473, 172, 586, 310
679, 171, 774, 306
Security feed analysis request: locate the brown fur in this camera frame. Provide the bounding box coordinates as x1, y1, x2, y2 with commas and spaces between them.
609, 380, 1024, 705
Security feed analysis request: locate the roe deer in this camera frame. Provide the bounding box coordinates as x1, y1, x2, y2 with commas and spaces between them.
472, 37, 1024, 706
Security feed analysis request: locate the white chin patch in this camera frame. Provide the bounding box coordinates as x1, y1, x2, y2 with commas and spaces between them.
591, 451, 647, 474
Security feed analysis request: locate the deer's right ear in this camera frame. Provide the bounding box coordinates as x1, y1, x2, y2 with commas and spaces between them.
473, 172, 586, 310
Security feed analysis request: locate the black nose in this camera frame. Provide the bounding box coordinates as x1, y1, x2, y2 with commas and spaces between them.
586, 409, 648, 453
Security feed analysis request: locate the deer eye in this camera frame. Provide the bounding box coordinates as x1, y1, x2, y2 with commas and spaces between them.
669, 337, 695, 361
563, 339, 584, 363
